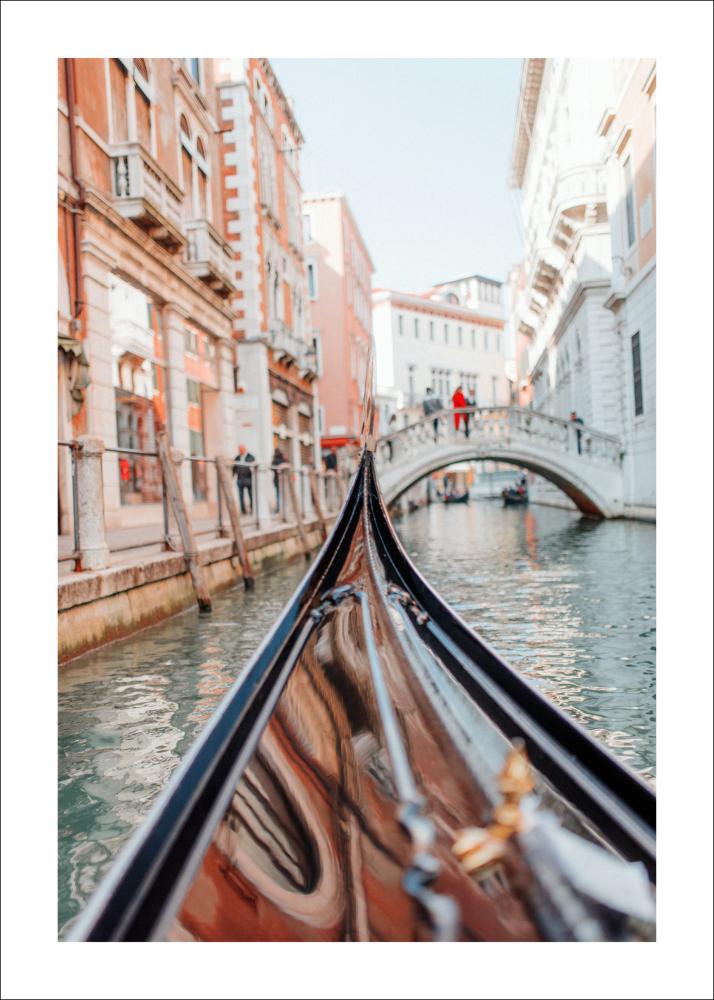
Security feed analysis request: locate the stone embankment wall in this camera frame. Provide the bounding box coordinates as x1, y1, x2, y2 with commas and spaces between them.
59, 520, 327, 663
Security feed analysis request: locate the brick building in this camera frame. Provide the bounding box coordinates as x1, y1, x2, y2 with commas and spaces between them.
216, 59, 319, 472
58, 57, 319, 546
302, 193, 374, 452
58, 58, 237, 535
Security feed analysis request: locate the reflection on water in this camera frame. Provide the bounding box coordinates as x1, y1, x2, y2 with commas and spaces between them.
395, 501, 655, 779
58, 558, 310, 939
58, 501, 655, 938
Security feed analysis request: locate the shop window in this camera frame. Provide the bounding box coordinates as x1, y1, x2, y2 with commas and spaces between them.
110, 276, 166, 505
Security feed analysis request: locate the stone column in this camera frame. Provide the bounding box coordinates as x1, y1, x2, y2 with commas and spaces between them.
76, 435, 110, 570
80, 235, 120, 527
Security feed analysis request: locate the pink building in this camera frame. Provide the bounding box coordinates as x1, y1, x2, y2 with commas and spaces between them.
303, 194, 374, 454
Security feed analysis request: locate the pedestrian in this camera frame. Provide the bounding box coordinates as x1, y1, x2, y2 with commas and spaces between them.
423, 387, 442, 442
452, 385, 469, 436
386, 414, 398, 461
323, 446, 338, 472
232, 444, 255, 514
570, 410, 584, 455
272, 445, 286, 510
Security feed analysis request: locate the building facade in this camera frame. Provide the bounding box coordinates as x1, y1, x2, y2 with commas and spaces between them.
58, 58, 237, 535
303, 193, 374, 451
217, 59, 319, 472
509, 59, 656, 518
372, 282, 509, 419
599, 60, 656, 514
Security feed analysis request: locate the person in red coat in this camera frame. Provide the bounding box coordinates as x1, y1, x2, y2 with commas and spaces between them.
452, 386, 469, 435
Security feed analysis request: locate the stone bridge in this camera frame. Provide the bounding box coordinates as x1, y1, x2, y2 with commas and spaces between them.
374, 406, 625, 517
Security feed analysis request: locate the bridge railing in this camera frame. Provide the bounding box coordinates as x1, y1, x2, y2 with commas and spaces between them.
375, 406, 623, 469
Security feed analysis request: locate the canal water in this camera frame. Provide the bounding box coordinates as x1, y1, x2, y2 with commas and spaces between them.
58, 501, 655, 937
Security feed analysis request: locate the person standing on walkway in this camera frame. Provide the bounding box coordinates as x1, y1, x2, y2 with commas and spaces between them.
272, 445, 287, 511
423, 387, 442, 443
323, 447, 338, 472
452, 385, 469, 437
232, 444, 255, 515
570, 411, 584, 455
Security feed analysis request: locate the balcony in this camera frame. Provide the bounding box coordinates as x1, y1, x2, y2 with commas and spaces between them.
547, 164, 608, 250
184, 219, 235, 298
111, 142, 185, 253
268, 320, 318, 379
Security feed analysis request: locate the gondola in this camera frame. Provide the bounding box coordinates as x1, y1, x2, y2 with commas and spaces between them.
441, 491, 469, 504
502, 486, 529, 505
70, 382, 655, 943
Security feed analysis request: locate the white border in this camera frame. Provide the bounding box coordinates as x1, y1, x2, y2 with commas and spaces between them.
1, 2, 713, 999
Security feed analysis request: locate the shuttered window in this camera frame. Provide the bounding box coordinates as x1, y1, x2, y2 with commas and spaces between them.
631, 332, 643, 416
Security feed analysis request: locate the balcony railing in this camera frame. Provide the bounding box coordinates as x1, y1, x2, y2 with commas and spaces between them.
547, 163, 608, 249
268, 321, 318, 377
184, 219, 235, 298
111, 142, 185, 253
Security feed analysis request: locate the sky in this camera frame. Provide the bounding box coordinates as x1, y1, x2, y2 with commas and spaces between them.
273, 58, 524, 292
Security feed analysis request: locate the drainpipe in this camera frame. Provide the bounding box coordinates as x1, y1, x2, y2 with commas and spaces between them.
64, 58, 86, 336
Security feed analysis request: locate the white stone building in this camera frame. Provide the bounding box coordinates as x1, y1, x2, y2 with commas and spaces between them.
372, 282, 509, 417
509, 59, 656, 519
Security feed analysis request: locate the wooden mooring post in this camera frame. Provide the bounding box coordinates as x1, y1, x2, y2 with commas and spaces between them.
156, 432, 212, 612
309, 469, 328, 542
215, 456, 255, 588
283, 465, 311, 560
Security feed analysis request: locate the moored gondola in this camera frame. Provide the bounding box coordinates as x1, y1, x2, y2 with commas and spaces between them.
502, 486, 528, 505
441, 491, 469, 504
70, 378, 655, 943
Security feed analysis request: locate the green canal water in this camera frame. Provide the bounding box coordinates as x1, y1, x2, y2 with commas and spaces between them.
58, 501, 655, 937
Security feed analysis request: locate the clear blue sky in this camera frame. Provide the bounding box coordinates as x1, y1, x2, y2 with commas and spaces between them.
273, 58, 524, 291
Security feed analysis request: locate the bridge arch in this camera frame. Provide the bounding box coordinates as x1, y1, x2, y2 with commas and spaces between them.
374, 407, 625, 519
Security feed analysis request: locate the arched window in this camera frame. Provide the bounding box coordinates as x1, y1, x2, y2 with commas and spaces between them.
195, 137, 209, 217
178, 114, 194, 218
179, 115, 192, 148
132, 60, 152, 149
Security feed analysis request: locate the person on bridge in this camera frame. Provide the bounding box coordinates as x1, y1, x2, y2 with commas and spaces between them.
570, 411, 584, 455
423, 387, 442, 442
233, 444, 255, 515
452, 386, 470, 437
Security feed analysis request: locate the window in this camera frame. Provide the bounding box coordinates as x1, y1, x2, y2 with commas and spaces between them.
492, 376, 498, 405
471, 328, 475, 348
186, 378, 202, 404
307, 261, 318, 299
398, 315, 404, 336
187, 59, 202, 87
303, 214, 312, 242
414, 318, 419, 338
184, 328, 198, 354
444, 323, 449, 344
257, 119, 277, 214
624, 156, 636, 248
458, 326, 463, 346
631, 331, 643, 415
484, 330, 489, 351
429, 321, 434, 341
496, 334, 501, 353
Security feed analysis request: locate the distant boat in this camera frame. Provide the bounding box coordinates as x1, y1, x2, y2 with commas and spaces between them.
442, 491, 469, 504
502, 486, 528, 506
